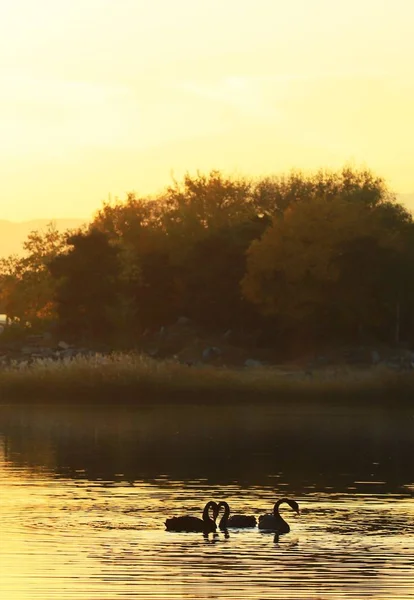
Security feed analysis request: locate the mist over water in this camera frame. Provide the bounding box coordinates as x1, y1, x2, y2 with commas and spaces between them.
1, 402, 413, 599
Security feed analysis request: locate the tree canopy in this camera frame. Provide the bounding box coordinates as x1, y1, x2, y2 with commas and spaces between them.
2, 167, 414, 351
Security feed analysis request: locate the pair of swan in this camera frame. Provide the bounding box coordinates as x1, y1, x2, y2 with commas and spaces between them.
165, 498, 300, 534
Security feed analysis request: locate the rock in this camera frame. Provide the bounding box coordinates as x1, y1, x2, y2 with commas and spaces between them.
180, 359, 204, 367
58, 341, 70, 350
25, 334, 44, 344
61, 349, 77, 359
371, 350, 381, 365
386, 359, 400, 371
344, 348, 368, 365
33, 348, 54, 359
147, 347, 159, 357
21, 346, 34, 355
176, 317, 192, 327
244, 358, 264, 368
202, 346, 222, 361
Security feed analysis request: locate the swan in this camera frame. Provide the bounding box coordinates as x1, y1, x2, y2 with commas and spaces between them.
217, 501, 257, 529
165, 501, 219, 533
258, 498, 299, 533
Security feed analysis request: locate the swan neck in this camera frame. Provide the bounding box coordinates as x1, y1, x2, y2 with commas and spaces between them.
274, 498, 288, 516
218, 502, 230, 528
203, 501, 216, 522
203, 502, 212, 522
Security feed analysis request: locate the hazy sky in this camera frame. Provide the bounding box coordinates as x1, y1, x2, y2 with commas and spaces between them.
1, 0, 414, 220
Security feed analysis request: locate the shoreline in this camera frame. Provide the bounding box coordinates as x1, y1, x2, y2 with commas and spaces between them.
0, 352, 413, 406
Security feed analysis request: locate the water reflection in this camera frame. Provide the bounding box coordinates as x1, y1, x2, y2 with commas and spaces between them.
1, 403, 413, 493
0, 403, 413, 599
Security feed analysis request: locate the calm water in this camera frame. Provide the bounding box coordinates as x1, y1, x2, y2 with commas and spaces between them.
0, 402, 413, 599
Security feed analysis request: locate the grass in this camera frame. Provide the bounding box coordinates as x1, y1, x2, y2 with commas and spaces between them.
0, 352, 413, 405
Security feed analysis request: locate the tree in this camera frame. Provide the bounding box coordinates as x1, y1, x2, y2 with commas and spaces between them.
177, 217, 269, 330
49, 229, 121, 343
160, 172, 266, 328
250, 166, 393, 215
242, 190, 412, 343
91, 173, 264, 332
92, 194, 175, 332
0, 223, 70, 326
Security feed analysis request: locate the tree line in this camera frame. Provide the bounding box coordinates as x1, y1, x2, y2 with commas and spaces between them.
1, 167, 414, 353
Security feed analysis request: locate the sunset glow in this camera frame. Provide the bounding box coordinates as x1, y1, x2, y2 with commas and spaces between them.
1, 0, 414, 220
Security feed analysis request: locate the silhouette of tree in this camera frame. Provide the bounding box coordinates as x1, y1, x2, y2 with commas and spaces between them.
49, 229, 120, 343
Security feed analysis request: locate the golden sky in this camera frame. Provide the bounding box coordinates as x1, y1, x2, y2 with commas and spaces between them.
1, 0, 414, 221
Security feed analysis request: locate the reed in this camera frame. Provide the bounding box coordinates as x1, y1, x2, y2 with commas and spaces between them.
0, 352, 412, 405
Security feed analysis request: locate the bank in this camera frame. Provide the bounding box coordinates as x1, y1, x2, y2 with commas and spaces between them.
0, 352, 413, 406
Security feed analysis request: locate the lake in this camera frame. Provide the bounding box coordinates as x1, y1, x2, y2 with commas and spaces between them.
0, 402, 413, 599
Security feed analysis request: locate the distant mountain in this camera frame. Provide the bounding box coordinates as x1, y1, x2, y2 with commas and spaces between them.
0, 219, 87, 258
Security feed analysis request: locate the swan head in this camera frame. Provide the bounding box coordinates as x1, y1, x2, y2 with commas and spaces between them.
217, 501, 230, 514
288, 499, 300, 514
207, 500, 220, 521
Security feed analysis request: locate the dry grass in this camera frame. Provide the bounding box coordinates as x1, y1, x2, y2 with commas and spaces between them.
0, 352, 412, 405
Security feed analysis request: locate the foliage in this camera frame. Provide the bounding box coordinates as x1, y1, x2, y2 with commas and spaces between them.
250, 166, 392, 215
242, 189, 414, 342
92, 194, 174, 333
48, 228, 121, 343
2, 167, 414, 351
0, 223, 71, 326
91, 171, 267, 331
159, 172, 269, 329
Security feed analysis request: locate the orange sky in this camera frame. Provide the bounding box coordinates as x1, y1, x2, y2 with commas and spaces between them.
1, 0, 414, 221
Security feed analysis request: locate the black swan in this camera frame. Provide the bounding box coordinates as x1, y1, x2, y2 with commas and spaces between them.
217, 501, 257, 529
258, 498, 300, 533
165, 501, 219, 533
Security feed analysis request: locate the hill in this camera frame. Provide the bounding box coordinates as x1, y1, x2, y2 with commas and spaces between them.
0, 219, 87, 258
